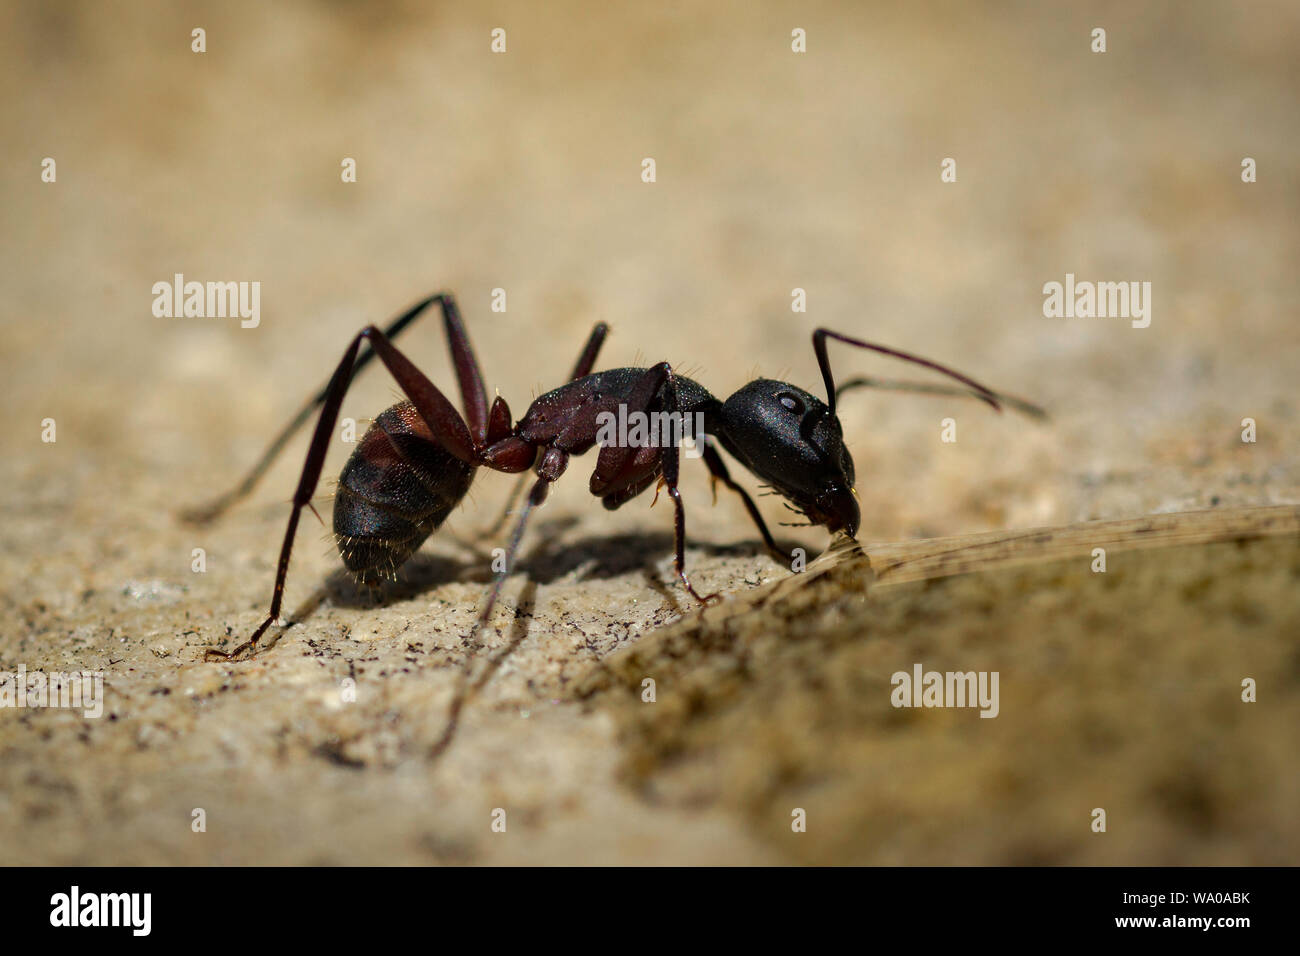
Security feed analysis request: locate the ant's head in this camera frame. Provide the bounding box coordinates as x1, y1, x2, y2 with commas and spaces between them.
716, 379, 860, 537
710, 329, 1012, 542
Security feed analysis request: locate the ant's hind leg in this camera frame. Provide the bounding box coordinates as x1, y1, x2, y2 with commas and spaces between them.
436, 293, 492, 445
205, 324, 477, 661
184, 293, 463, 525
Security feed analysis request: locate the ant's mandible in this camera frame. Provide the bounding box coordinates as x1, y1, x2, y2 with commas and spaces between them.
186, 292, 1043, 660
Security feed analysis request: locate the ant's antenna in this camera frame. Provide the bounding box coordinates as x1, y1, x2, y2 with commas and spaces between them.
812, 328, 1001, 416
835, 376, 1048, 420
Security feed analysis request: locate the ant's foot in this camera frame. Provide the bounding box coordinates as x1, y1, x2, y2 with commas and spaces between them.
679, 575, 723, 608
202, 639, 256, 662
202, 616, 278, 662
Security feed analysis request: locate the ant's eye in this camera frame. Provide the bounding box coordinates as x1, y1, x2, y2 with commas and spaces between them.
776, 392, 804, 415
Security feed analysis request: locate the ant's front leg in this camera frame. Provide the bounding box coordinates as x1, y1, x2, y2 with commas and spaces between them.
184, 293, 469, 526
700, 443, 786, 564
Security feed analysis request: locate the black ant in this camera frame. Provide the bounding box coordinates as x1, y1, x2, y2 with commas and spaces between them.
187, 292, 1041, 660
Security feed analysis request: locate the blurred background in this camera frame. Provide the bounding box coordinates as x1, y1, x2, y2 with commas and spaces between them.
0, 0, 1296, 864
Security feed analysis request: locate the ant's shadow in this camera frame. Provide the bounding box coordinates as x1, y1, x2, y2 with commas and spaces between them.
324, 517, 783, 609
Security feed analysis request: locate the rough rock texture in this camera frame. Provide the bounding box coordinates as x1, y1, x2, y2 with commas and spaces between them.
1, 0, 1296, 864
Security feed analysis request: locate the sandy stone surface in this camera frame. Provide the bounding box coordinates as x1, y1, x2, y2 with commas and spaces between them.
1, 1, 1296, 864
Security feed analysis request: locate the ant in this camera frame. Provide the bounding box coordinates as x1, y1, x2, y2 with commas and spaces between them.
187, 292, 1042, 660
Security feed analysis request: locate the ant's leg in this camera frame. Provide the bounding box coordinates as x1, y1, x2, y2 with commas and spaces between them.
206, 324, 477, 661
700, 443, 784, 560
590, 363, 719, 606
480, 467, 535, 541
480, 322, 609, 538
588, 362, 673, 493
184, 293, 468, 525
437, 294, 490, 445
474, 448, 568, 640
569, 322, 609, 380
655, 374, 721, 606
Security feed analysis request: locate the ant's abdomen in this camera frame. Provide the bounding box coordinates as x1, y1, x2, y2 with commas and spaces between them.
332, 401, 475, 585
